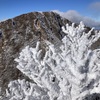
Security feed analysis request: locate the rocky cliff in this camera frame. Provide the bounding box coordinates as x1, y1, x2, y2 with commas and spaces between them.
0, 12, 71, 96
0, 12, 100, 99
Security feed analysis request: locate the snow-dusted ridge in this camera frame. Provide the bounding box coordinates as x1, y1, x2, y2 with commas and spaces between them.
5, 22, 100, 100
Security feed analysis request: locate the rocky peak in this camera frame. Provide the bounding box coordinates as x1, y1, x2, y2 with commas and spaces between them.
0, 11, 71, 96
0, 11, 100, 99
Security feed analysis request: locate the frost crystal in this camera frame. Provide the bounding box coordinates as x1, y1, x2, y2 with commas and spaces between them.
6, 22, 100, 100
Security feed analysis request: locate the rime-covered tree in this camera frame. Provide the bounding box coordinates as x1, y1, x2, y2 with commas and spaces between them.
6, 22, 100, 100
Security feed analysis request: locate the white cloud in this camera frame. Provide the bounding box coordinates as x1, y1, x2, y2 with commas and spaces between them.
88, 2, 100, 19
89, 2, 100, 11
52, 10, 100, 29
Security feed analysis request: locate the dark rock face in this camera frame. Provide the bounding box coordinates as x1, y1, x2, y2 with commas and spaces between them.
0, 12, 70, 96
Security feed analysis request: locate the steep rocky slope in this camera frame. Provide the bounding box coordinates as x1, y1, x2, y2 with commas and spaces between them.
0, 12, 70, 96
0, 12, 100, 99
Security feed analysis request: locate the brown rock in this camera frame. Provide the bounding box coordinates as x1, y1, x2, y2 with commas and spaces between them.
0, 12, 70, 97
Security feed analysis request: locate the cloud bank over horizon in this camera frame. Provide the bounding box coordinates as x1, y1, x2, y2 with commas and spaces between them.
53, 10, 100, 29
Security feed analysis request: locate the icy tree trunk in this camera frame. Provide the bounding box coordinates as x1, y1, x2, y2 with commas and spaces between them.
6, 22, 100, 100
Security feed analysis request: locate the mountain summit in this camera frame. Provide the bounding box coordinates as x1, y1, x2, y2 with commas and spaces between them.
0, 11, 70, 96
0, 12, 100, 99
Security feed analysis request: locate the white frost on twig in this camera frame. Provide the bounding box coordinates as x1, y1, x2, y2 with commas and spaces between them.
6, 22, 100, 100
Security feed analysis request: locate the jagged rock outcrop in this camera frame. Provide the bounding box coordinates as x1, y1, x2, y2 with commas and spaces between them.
0, 12, 70, 96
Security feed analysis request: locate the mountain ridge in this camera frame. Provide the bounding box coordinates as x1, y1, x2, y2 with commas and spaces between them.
0, 11, 100, 99
0, 11, 70, 97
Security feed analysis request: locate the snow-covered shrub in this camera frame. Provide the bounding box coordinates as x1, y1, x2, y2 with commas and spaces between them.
6, 79, 49, 100
6, 22, 100, 100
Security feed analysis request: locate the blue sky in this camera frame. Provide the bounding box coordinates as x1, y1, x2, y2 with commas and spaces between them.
0, 0, 100, 20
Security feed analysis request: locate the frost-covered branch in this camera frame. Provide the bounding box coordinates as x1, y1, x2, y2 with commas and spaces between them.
6, 22, 100, 100
6, 79, 49, 100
